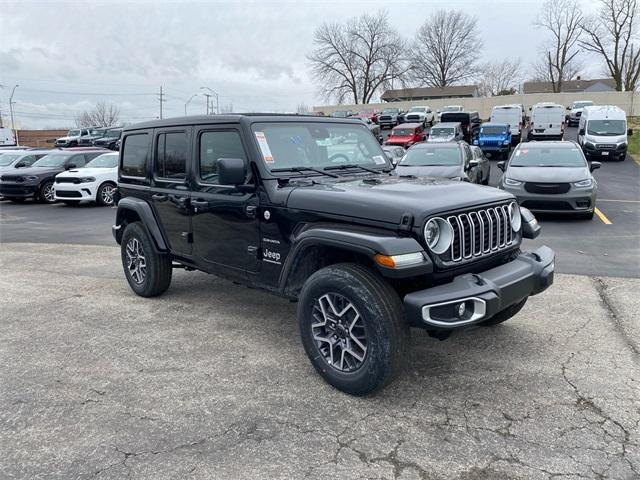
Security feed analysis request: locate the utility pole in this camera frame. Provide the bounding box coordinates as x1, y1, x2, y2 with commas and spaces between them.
201, 93, 211, 115
200, 87, 219, 115
9, 84, 19, 145
158, 86, 166, 119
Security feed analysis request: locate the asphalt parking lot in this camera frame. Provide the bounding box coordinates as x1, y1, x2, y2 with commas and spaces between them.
1, 127, 639, 479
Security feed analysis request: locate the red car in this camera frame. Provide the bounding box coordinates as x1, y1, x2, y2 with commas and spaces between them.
384, 123, 426, 148
357, 109, 379, 124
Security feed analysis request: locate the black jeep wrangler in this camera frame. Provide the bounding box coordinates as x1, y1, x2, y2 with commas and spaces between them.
113, 114, 554, 395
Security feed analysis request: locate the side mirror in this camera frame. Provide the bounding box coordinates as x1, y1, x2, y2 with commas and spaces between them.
66, 163, 76, 169
217, 158, 246, 185
590, 161, 601, 172
469, 159, 479, 167
497, 161, 506, 172
566, 106, 571, 110
579, 128, 585, 136
628, 128, 633, 136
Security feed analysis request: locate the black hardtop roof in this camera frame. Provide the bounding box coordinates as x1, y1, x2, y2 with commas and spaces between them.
124, 114, 359, 132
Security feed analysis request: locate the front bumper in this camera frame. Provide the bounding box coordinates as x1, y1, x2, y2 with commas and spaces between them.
502, 185, 597, 214
0, 184, 38, 198
583, 145, 627, 160
404, 246, 555, 329
53, 182, 98, 201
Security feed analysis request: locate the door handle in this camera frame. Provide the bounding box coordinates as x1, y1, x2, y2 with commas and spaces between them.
191, 199, 208, 207
152, 193, 168, 202
171, 195, 189, 207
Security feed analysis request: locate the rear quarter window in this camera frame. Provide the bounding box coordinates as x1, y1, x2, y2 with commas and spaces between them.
121, 133, 150, 177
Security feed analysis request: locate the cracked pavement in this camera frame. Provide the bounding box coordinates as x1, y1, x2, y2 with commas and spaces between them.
0, 243, 638, 479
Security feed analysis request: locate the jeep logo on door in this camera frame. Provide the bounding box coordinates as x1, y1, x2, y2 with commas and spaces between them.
263, 248, 281, 265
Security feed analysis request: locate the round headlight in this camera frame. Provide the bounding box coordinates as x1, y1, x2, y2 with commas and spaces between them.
424, 217, 453, 254
509, 202, 522, 232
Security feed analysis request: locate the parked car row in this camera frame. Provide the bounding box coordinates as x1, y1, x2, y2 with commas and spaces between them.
55, 126, 122, 149
0, 148, 118, 206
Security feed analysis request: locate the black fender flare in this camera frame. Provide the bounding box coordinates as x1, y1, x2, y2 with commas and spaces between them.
279, 227, 431, 290
114, 197, 168, 251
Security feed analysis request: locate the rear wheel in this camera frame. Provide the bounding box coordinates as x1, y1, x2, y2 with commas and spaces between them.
298, 263, 409, 395
38, 181, 56, 204
121, 222, 172, 297
482, 298, 528, 326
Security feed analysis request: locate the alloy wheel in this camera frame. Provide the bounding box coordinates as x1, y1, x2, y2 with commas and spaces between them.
101, 185, 116, 205
125, 238, 147, 284
43, 184, 55, 203
311, 293, 368, 373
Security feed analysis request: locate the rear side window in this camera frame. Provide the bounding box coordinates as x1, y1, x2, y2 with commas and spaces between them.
70, 155, 86, 167
20, 155, 37, 166
121, 133, 149, 177
199, 130, 246, 183
156, 132, 188, 179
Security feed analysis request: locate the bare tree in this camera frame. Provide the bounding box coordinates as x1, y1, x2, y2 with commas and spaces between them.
533, 0, 583, 92
411, 10, 482, 88
580, 0, 640, 91
307, 11, 411, 104
75, 102, 120, 127
296, 103, 310, 114
530, 56, 583, 84
478, 58, 523, 96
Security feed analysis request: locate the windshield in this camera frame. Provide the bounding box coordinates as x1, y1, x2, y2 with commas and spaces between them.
382, 108, 400, 114
391, 128, 415, 136
85, 153, 118, 168
573, 101, 593, 109
409, 107, 426, 112
481, 126, 507, 135
0, 154, 21, 166
104, 130, 121, 138
89, 129, 104, 136
587, 119, 626, 136
510, 147, 586, 167
441, 112, 469, 124
68, 130, 81, 137
442, 106, 461, 112
252, 122, 389, 172
430, 127, 453, 136
399, 146, 462, 166
32, 154, 72, 167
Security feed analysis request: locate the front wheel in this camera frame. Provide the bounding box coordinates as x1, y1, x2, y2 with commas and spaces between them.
38, 181, 56, 203
96, 182, 116, 206
121, 222, 172, 297
298, 263, 409, 395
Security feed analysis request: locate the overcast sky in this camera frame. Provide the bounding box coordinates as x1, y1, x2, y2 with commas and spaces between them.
0, 0, 601, 129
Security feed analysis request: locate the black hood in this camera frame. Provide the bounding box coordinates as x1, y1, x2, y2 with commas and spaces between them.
3, 166, 64, 177
286, 175, 513, 224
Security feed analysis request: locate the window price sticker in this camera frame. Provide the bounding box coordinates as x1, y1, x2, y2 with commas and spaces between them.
254, 131, 274, 163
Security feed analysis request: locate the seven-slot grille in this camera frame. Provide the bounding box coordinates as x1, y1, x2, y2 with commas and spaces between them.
481, 139, 501, 147
445, 204, 515, 262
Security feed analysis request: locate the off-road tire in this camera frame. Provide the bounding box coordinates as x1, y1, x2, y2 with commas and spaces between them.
38, 181, 56, 204
298, 263, 410, 395
121, 222, 172, 297
481, 298, 528, 326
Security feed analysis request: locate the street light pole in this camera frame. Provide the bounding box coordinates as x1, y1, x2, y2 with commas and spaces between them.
184, 93, 198, 115
200, 86, 219, 114
9, 84, 19, 145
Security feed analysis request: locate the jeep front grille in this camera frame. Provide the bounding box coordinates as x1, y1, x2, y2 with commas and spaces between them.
446, 204, 515, 262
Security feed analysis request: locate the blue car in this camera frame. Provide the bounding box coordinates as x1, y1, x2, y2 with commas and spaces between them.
474, 123, 512, 159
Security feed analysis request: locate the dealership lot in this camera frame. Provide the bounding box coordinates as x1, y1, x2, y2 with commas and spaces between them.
1, 126, 639, 479
0, 244, 638, 479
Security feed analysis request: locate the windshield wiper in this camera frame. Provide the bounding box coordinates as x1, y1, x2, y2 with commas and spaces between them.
324, 164, 387, 174
271, 166, 339, 178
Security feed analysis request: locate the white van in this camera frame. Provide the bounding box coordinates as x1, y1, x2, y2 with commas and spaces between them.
490, 104, 524, 144
578, 105, 630, 161
0, 128, 16, 146
529, 102, 565, 141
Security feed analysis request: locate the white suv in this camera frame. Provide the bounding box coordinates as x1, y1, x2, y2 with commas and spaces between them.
53, 152, 118, 206
403, 106, 435, 126
55, 128, 92, 147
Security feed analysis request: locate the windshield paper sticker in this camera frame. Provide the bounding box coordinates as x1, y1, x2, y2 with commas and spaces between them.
254, 132, 274, 163
373, 155, 386, 165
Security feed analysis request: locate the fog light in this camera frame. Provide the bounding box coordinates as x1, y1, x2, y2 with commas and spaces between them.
457, 302, 466, 318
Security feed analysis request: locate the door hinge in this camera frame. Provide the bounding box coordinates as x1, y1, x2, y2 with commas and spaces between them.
181, 232, 193, 243
398, 212, 414, 236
